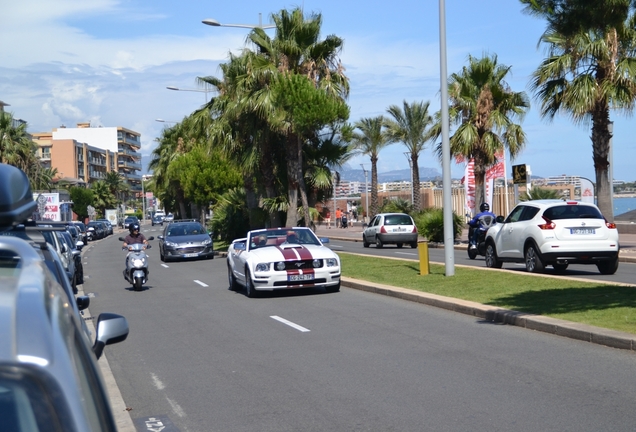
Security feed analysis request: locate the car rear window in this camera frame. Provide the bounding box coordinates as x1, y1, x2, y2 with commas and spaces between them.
384, 215, 413, 226
543, 205, 604, 220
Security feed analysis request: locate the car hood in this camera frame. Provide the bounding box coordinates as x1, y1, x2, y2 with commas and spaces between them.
249, 243, 337, 261
164, 234, 211, 244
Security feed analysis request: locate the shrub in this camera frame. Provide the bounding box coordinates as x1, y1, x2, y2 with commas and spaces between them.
413, 208, 463, 242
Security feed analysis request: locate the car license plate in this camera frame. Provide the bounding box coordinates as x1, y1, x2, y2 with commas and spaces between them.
184, 253, 199, 258
570, 228, 595, 235
288, 274, 314, 282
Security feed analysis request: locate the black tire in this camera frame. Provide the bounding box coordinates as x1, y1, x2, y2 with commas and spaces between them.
552, 263, 569, 273
325, 282, 340, 293
159, 248, 165, 262
133, 277, 143, 291
375, 237, 383, 249
362, 235, 370, 248
396, 243, 403, 248
71, 273, 78, 295
467, 247, 478, 260
485, 243, 503, 268
410, 242, 418, 249
524, 243, 544, 273
245, 268, 257, 298
227, 264, 238, 291
597, 257, 619, 275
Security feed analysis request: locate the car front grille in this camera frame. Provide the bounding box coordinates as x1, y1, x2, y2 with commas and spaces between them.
279, 260, 321, 270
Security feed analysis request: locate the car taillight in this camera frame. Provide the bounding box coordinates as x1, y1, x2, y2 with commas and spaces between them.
538, 216, 555, 230
380, 226, 387, 233
412, 226, 418, 233
605, 219, 617, 229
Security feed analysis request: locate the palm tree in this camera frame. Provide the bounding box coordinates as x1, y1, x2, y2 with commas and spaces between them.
90, 180, 116, 218
384, 100, 435, 210
104, 171, 129, 205
351, 116, 392, 217
0, 112, 40, 186
435, 54, 529, 207
245, 7, 349, 227
523, 1, 636, 220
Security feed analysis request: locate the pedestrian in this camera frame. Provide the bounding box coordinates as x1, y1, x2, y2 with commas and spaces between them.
348, 210, 354, 227
325, 210, 331, 229
336, 208, 342, 229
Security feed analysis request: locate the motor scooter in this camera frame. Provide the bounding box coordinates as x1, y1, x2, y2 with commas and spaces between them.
120, 236, 154, 291
467, 215, 498, 260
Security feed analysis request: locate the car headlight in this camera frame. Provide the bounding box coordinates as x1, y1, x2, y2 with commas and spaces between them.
313, 259, 322, 268
255, 263, 270, 272
275, 262, 286, 271
325, 258, 338, 267
132, 258, 145, 268
165, 241, 177, 247
202, 239, 212, 245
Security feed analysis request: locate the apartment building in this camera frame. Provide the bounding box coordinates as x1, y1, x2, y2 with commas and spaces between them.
33, 122, 143, 192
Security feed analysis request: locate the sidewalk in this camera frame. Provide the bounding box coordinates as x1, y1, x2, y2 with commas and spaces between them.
314, 220, 636, 263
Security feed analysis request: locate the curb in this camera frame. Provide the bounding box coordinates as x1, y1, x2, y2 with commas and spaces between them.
341, 277, 636, 351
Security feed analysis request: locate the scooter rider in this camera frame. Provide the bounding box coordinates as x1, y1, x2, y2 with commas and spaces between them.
122, 223, 148, 265
468, 203, 496, 249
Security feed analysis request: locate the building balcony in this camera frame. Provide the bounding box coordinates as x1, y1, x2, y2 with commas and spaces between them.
118, 160, 142, 170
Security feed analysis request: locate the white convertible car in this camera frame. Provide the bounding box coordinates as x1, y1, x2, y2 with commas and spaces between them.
227, 227, 341, 297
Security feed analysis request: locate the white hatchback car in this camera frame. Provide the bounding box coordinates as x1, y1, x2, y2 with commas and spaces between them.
484, 200, 620, 274
362, 213, 418, 248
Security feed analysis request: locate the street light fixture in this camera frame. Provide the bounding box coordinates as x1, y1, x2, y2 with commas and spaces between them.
202, 13, 275, 29
155, 119, 178, 124
166, 86, 211, 103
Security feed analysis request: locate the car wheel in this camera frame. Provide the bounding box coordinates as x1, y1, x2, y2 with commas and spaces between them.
227, 264, 238, 291
410, 242, 418, 249
159, 248, 165, 262
362, 235, 370, 248
375, 237, 383, 249
71, 273, 78, 295
245, 267, 257, 298
552, 263, 569, 273
485, 243, 503, 268
396, 243, 403, 248
524, 243, 544, 273
597, 257, 619, 275
325, 282, 340, 293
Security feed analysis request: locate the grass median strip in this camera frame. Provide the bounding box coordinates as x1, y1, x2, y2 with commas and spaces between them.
339, 252, 636, 335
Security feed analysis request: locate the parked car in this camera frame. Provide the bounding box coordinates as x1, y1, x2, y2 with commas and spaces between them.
227, 227, 341, 297
61, 229, 84, 285
152, 214, 164, 226
362, 213, 418, 249
484, 199, 620, 274
96, 218, 113, 235
157, 220, 214, 262
87, 221, 106, 239
70, 221, 89, 244
164, 213, 174, 222
123, 216, 139, 230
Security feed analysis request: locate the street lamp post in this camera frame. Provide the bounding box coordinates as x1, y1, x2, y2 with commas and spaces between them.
360, 164, 369, 223
141, 175, 146, 223
155, 119, 178, 124
166, 86, 210, 103
202, 13, 276, 29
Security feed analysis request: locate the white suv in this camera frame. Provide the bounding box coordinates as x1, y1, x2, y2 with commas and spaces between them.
484, 200, 620, 274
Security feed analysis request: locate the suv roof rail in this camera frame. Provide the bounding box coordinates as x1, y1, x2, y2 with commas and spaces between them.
169, 219, 197, 223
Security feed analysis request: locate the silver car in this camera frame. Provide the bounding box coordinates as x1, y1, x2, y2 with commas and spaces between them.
158, 220, 214, 261
363, 213, 418, 248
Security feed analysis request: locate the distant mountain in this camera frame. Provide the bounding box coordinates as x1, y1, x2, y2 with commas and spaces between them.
339, 167, 441, 183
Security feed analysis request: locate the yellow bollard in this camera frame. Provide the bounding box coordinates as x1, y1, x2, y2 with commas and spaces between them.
418, 242, 430, 275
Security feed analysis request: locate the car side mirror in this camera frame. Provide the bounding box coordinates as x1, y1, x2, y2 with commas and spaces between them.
118, 237, 125, 241
496, 216, 505, 223
60, 243, 68, 253
319, 237, 330, 244
76, 295, 90, 311
93, 313, 129, 360
157, 235, 163, 240
147, 236, 154, 241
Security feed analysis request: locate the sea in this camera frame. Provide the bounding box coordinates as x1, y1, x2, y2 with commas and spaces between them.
614, 196, 636, 216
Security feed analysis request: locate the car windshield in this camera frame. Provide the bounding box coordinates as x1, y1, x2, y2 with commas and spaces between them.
543, 205, 604, 220
166, 223, 204, 237
249, 228, 320, 249
384, 215, 413, 226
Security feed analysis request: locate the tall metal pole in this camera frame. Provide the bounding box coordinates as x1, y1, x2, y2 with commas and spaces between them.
608, 121, 614, 221
141, 176, 146, 222
332, 171, 337, 229
361, 164, 369, 223
439, 0, 455, 276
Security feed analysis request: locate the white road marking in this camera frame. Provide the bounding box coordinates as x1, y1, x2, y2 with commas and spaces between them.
150, 373, 165, 390
328, 245, 344, 249
270, 315, 310, 332
165, 397, 186, 418
395, 252, 417, 256
161, 264, 169, 268
194, 280, 208, 287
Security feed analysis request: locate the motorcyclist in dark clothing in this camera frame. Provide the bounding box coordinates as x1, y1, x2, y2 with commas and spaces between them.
122, 223, 148, 265
468, 203, 496, 249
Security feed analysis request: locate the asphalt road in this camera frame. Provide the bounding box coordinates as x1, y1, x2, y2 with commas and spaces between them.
82, 228, 636, 432
326, 240, 636, 286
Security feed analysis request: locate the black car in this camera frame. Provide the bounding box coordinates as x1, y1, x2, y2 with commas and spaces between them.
71, 221, 89, 244
151, 214, 164, 226
123, 216, 139, 230
87, 221, 106, 239
158, 220, 214, 261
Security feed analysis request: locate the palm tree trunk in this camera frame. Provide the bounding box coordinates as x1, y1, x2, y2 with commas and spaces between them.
297, 135, 311, 227
371, 155, 379, 217
285, 136, 301, 227
591, 108, 613, 220
411, 153, 421, 210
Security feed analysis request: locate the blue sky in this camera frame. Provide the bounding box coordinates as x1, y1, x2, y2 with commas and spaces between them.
1, 0, 634, 181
